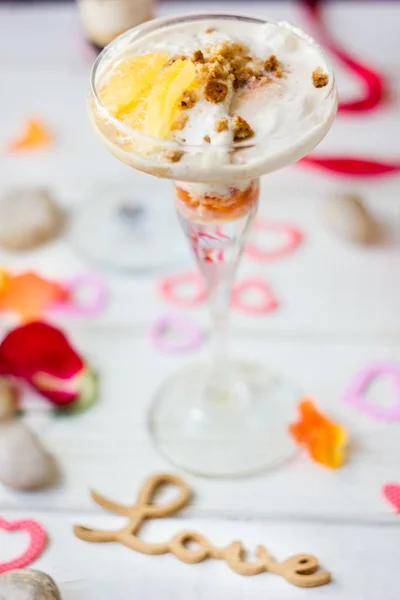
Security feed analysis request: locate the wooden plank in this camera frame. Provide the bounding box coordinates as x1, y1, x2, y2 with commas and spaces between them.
0, 332, 398, 520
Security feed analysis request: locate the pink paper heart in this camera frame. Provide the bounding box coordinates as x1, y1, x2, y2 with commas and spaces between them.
231, 278, 279, 314
159, 271, 206, 308
382, 483, 400, 513
343, 363, 400, 421
0, 517, 47, 574
149, 313, 205, 353
245, 220, 303, 262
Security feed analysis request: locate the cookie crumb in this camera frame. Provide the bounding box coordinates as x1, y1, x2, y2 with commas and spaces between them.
179, 90, 198, 109
171, 112, 188, 131
264, 55, 280, 72
214, 118, 228, 133
165, 150, 183, 163
192, 50, 204, 63
204, 135, 211, 143
204, 79, 228, 103
232, 116, 254, 141
312, 68, 329, 88
205, 27, 215, 33
234, 66, 255, 89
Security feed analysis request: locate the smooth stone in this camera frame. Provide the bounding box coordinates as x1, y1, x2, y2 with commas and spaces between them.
0, 569, 61, 600
321, 193, 379, 244
0, 377, 17, 422
0, 188, 64, 251
0, 421, 60, 490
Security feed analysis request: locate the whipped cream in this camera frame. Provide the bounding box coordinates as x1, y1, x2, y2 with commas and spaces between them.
90, 15, 337, 183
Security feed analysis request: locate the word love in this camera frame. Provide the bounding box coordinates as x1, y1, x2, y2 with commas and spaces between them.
74, 473, 331, 588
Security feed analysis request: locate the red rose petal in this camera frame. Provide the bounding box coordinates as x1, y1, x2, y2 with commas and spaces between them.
0, 321, 85, 405
0, 321, 83, 379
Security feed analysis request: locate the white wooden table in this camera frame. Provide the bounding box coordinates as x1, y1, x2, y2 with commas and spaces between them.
1, 1, 400, 598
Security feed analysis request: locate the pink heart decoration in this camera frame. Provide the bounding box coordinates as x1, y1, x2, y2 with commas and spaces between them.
231, 278, 279, 315
0, 517, 47, 574
149, 313, 205, 353
342, 363, 400, 421
382, 483, 400, 513
50, 274, 108, 316
245, 220, 303, 262
159, 271, 207, 308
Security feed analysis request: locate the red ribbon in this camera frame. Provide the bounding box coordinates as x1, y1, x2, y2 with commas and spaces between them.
298, 0, 400, 178
301, 155, 400, 177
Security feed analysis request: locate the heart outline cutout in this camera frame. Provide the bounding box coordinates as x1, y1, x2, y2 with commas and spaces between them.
149, 314, 205, 353
232, 278, 279, 315
159, 272, 207, 308
245, 220, 303, 262
343, 363, 400, 421
382, 483, 400, 513
50, 273, 108, 316
0, 517, 47, 574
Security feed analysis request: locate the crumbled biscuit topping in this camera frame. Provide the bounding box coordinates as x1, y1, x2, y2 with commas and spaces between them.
171, 112, 188, 131
191, 41, 269, 91
165, 149, 183, 162
204, 79, 228, 103
205, 27, 215, 34
264, 55, 279, 72
204, 135, 211, 143
312, 68, 329, 88
192, 50, 204, 63
264, 55, 283, 78
214, 118, 228, 132
232, 115, 254, 141
179, 90, 198, 109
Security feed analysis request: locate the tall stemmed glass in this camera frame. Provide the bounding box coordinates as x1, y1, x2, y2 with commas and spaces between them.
88, 14, 337, 477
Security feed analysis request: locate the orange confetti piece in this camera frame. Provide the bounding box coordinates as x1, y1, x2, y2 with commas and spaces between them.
0, 271, 67, 322
7, 118, 52, 153
289, 398, 348, 469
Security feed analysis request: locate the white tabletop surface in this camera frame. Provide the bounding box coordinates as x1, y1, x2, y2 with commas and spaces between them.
0, 1, 400, 598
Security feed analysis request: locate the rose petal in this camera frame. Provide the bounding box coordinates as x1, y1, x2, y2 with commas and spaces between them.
0, 321, 84, 381
289, 398, 348, 469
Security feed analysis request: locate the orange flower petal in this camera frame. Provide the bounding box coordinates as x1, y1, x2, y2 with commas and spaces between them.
7, 118, 52, 153
289, 398, 348, 468
0, 272, 67, 322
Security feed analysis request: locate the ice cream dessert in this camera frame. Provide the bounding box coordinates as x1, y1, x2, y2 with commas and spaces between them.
89, 14, 336, 219
87, 15, 338, 477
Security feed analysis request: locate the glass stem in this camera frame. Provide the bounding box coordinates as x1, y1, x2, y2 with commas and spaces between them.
175, 178, 259, 399
206, 267, 236, 397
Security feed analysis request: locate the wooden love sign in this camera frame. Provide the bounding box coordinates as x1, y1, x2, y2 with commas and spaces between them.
74, 473, 331, 588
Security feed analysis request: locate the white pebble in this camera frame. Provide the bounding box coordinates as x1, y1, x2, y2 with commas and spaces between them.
321, 193, 379, 244
0, 569, 61, 600
0, 421, 59, 490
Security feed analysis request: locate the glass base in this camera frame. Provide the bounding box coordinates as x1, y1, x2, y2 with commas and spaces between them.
148, 361, 299, 478
70, 182, 186, 272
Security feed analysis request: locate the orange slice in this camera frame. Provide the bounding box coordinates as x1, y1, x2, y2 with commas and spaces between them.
142, 59, 196, 139
8, 118, 52, 153
99, 52, 170, 117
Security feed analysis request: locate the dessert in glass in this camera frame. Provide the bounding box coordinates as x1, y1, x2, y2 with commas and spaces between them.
88, 14, 337, 476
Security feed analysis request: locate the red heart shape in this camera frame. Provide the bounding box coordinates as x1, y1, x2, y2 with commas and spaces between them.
382, 484, 400, 513
0, 517, 47, 574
